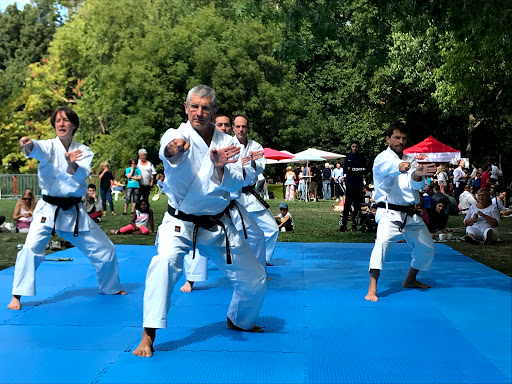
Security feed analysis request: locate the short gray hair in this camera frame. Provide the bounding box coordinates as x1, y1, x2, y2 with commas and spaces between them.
186, 85, 217, 107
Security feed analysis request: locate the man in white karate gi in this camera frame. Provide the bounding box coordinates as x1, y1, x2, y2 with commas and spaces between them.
133, 86, 267, 357
8, 106, 125, 311
180, 113, 267, 293
233, 115, 279, 265
365, 122, 437, 302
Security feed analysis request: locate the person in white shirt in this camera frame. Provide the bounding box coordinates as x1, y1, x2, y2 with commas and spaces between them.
8, 107, 126, 311
459, 185, 476, 214
464, 188, 500, 244
137, 148, 157, 201
365, 122, 437, 302
132, 86, 266, 358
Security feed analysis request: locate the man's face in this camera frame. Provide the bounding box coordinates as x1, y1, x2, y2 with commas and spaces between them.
386, 129, 408, 156
435, 202, 446, 213
233, 116, 249, 143
351, 143, 360, 154
87, 188, 96, 198
184, 94, 215, 131
139, 153, 147, 162
336, 163, 341, 168
459, 160, 465, 168
215, 115, 232, 134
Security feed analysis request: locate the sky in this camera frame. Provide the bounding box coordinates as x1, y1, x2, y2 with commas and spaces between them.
0, 0, 31, 11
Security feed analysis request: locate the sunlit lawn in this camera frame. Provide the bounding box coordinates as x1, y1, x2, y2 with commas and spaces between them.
1, 186, 511, 276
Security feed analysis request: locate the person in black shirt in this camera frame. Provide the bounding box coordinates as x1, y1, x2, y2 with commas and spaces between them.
99, 161, 116, 216
309, 162, 321, 201
338, 141, 368, 231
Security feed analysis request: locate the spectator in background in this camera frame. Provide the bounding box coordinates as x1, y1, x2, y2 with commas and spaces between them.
459, 185, 476, 214
464, 188, 500, 245
339, 141, 368, 232
309, 162, 320, 201
422, 184, 437, 214
490, 162, 503, 185
82, 184, 102, 222
99, 161, 116, 216
124, 158, 142, 215
453, 160, 468, 202
360, 204, 378, 234
436, 164, 449, 194
284, 166, 296, 201
13, 188, 37, 233
274, 202, 294, 232
427, 199, 451, 237
109, 199, 154, 235
332, 162, 344, 202
495, 189, 512, 216
137, 149, 157, 201
471, 171, 482, 191
481, 163, 492, 190
322, 162, 332, 200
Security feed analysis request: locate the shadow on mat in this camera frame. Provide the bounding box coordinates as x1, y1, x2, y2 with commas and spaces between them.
155, 316, 285, 352
21, 282, 141, 307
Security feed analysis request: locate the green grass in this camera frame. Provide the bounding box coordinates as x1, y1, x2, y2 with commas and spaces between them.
1, 188, 511, 276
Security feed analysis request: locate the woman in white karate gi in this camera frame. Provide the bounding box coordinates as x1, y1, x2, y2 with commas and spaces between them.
8, 106, 125, 310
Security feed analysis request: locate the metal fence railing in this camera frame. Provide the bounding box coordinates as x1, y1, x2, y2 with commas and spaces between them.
0, 174, 100, 199
0, 174, 40, 199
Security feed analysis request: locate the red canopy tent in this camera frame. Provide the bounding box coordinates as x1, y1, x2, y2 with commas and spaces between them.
404, 135, 460, 162
263, 147, 295, 161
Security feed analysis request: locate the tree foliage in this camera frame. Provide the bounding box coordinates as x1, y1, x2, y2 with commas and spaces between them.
1, 0, 511, 180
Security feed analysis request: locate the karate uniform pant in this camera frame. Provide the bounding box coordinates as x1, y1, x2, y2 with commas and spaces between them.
12, 217, 122, 296
369, 216, 434, 271
466, 226, 499, 241
183, 203, 266, 282
247, 208, 279, 262
143, 213, 267, 330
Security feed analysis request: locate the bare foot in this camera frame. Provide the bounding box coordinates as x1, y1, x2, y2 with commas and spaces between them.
115, 290, 127, 295
403, 280, 431, 289
227, 317, 263, 333
7, 295, 21, 310
365, 291, 379, 302
133, 328, 155, 357
180, 280, 194, 293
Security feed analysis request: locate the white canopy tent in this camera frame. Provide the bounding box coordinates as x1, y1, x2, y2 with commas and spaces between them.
294, 148, 346, 160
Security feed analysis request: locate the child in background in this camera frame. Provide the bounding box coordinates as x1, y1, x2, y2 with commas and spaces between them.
274, 202, 294, 232
361, 204, 378, 233
109, 199, 154, 235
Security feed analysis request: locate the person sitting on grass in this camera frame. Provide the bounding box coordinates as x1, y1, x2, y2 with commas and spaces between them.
82, 184, 102, 222
427, 199, 451, 238
495, 189, 512, 217
110, 199, 154, 235
13, 188, 37, 233
464, 188, 500, 245
274, 202, 294, 232
360, 204, 378, 234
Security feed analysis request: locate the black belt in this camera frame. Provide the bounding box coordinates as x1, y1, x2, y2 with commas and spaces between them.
42, 195, 82, 237
242, 185, 270, 209
167, 205, 232, 264
377, 202, 420, 232
226, 200, 247, 239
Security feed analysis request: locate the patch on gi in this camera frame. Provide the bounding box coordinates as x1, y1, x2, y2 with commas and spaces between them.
174, 226, 181, 232
41, 217, 47, 223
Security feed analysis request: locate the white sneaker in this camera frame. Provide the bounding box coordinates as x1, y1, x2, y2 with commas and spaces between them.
336, 198, 339, 202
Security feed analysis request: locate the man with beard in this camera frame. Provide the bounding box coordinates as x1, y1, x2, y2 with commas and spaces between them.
365, 122, 437, 302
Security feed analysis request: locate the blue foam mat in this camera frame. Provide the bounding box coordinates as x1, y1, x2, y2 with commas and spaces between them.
0, 242, 510, 383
